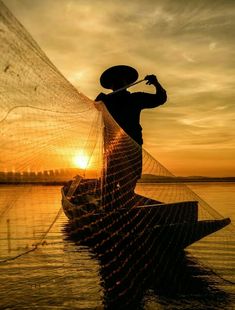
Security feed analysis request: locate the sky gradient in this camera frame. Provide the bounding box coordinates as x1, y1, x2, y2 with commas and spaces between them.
3, 0, 235, 176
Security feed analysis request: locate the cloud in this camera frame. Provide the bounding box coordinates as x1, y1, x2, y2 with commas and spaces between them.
3, 0, 235, 175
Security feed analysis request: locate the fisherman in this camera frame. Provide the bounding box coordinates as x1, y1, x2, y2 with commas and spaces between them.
95, 65, 167, 146
95, 65, 167, 197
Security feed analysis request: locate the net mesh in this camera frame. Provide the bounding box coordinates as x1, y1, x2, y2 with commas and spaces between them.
0, 1, 234, 308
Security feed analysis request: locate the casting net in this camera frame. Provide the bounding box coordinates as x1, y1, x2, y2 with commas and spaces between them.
0, 1, 234, 308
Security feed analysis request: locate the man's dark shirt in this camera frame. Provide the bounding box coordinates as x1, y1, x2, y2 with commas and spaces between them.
95, 89, 167, 145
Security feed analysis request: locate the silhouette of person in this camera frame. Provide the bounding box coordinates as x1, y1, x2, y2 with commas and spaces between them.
95, 65, 167, 201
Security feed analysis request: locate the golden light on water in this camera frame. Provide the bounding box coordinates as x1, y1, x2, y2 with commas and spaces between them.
73, 152, 89, 169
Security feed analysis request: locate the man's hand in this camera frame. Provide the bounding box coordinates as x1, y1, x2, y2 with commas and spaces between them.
93, 101, 104, 111
144, 75, 158, 86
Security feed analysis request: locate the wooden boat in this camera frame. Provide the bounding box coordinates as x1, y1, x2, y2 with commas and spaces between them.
61, 178, 231, 249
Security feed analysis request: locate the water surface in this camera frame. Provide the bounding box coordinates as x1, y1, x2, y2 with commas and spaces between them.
0, 183, 234, 309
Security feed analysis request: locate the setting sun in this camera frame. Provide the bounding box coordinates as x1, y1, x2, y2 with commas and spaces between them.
73, 152, 89, 169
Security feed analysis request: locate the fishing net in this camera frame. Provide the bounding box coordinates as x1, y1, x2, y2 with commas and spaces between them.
0, 1, 234, 308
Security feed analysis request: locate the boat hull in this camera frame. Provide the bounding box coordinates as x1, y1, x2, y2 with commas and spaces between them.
61, 187, 231, 249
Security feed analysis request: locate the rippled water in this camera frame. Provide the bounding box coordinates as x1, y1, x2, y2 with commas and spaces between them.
0, 183, 234, 309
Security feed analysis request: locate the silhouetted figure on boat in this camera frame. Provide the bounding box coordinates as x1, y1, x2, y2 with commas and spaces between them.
95, 65, 167, 204
96, 65, 167, 146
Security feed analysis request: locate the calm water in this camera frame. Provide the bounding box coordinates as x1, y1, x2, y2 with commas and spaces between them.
0, 183, 234, 309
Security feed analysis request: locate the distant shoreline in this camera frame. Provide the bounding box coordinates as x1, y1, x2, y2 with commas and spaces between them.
139, 176, 235, 183
0, 177, 235, 186
1, 170, 235, 185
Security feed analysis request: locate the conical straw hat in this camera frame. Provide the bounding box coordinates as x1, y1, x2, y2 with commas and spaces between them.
100, 65, 138, 89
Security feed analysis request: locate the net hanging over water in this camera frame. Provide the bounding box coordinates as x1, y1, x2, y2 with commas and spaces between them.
0, 0, 234, 306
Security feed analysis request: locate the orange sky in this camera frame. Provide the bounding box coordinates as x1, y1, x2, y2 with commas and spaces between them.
3, 0, 235, 176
